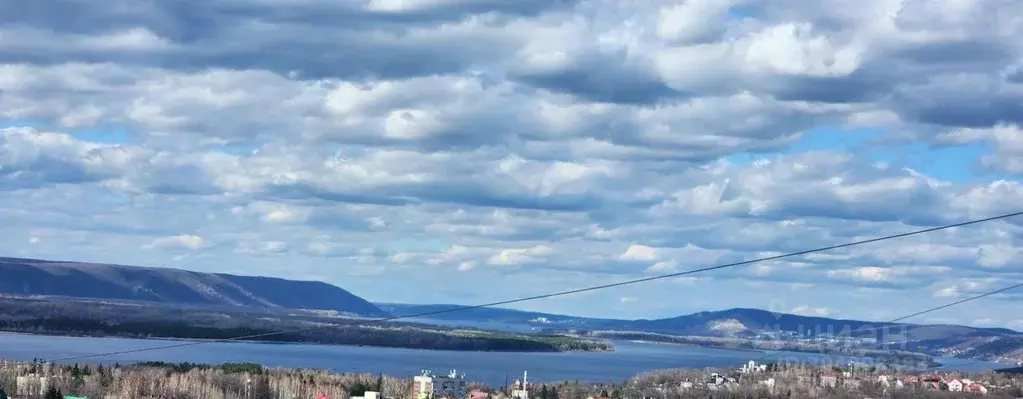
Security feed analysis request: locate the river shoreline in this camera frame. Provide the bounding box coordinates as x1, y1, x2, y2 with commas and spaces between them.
0, 329, 614, 354
0, 332, 1008, 388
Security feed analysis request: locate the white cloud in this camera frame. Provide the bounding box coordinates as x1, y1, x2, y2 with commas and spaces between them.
619, 244, 657, 261
487, 244, 555, 266
147, 235, 206, 251
457, 261, 476, 271
790, 305, 832, 317
647, 259, 678, 273
934, 286, 959, 298
1, 0, 1022, 326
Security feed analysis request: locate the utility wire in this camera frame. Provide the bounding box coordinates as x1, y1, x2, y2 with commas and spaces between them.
8, 210, 1023, 367
749, 281, 1023, 367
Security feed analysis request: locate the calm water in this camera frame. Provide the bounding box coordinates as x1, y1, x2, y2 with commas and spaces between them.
0, 333, 1006, 387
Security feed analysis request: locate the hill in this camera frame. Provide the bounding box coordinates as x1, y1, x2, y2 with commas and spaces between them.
379, 303, 1023, 364
375, 302, 622, 327
0, 257, 388, 317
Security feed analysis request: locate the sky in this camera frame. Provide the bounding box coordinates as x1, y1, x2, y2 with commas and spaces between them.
1, 0, 1022, 329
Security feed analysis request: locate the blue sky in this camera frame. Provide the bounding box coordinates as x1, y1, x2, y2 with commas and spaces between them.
1, 0, 1023, 330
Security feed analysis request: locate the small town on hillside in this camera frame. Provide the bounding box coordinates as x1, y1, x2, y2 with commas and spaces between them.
4, 359, 1023, 399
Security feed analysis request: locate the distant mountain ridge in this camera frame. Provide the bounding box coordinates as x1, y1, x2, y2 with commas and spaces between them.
378, 303, 1023, 363
0, 257, 389, 317
378, 303, 1020, 336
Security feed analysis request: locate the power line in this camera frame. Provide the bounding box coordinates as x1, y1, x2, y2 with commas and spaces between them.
749, 281, 1023, 367
889, 282, 1023, 324
9, 210, 1023, 366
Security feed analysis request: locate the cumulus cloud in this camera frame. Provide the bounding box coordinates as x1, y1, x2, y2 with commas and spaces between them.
790, 305, 833, 317
619, 244, 657, 262
147, 234, 207, 251
1, 0, 1022, 325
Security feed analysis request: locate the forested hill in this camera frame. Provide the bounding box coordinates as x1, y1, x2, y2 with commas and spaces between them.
0, 257, 388, 317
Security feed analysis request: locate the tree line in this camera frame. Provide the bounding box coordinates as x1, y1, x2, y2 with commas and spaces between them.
0, 317, 610, 352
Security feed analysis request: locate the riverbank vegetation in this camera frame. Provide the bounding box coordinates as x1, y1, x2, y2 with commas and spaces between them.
3, 359, 1022, 399
0, 316, 612, 353
0, 296, 611, 353
0, 360, 411, 399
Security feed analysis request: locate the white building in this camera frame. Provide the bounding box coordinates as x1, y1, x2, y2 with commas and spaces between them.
510, 371, 531, 399
740, 360, 767, 374
352, 392, 380, 399
944, 378, 964, 392
878, 375, 904, 389
414, 369, 468, 399
16, 374, 49, 397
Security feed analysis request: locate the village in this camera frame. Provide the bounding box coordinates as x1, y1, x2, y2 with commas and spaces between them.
408, 360, 1023, 399
4, 359, 1023, 399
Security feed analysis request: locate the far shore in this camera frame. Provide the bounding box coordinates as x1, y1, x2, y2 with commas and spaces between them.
0, 329, 614, 354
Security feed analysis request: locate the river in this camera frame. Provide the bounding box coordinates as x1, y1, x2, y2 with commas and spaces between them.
0, 333, 1006, 387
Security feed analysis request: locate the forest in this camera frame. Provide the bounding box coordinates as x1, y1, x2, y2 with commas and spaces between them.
0, 297, 612, 353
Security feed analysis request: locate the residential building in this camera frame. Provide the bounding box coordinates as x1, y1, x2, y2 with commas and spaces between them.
414, 369, 468, 399
740, 360, 767, 374
15, 374, 49, 397
820, 373, 840, 388
944, 378, 964, 392
878, 375, 904, 389
469, 390, 489, 399
352, 391, 380, 399
966, 383, 988, 394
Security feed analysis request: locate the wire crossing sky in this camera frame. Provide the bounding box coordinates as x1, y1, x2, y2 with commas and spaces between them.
4, 0, 1023, 329
16, 210, 1022, 367
750, 280, 1023, 366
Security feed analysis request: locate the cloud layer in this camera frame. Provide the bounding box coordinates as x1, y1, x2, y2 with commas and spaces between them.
2, 0, 1023, 328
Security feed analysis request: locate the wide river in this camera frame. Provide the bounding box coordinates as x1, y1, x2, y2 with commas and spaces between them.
0, 333, 1005, 387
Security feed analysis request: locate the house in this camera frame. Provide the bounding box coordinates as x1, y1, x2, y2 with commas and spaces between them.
944, 378, 964, 392
470, 390, 489, 399
352, 391, 380, 399
966, 383, 988, 394
15, 374, 50, 397
878, 375, 904, 389
707, 381, 738, 392
898, 375, 921, 388
820, 373, 840, 388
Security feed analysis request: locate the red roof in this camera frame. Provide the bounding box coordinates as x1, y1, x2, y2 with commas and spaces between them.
470, 392, 488, 399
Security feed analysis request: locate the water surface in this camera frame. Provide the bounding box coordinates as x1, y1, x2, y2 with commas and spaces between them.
0, 333, 1005, 387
